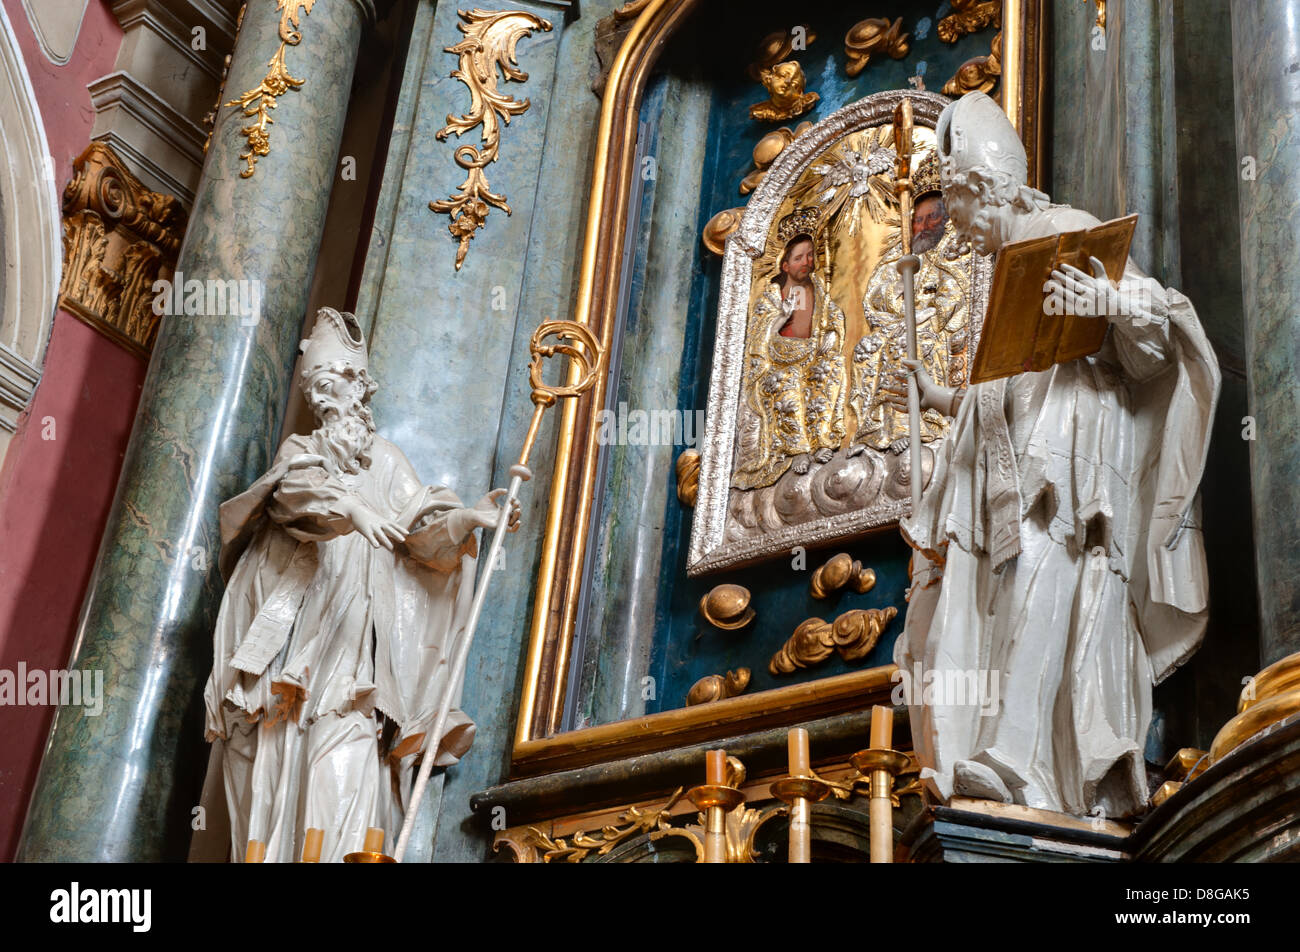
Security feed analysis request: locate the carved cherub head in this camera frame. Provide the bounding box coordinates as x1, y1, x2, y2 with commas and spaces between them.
750, 61, 819, 121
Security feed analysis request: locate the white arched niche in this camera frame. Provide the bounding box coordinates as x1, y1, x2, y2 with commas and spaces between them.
0, 4, 62, 465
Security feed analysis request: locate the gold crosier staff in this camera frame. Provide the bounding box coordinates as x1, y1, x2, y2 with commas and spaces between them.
842, 98, 922, 866
892, 97, 924, 515
391, 319, 603, 862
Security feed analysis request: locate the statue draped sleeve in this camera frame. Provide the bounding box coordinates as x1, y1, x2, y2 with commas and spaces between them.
901, 206, 1220, 685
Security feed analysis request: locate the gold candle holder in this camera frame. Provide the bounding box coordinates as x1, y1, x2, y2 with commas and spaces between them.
687, 749, 745, 863
769, 727, 829, 863
245, 839, 266, 864
852, 706, 907, 863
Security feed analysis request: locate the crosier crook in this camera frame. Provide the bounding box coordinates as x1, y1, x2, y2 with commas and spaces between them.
392, 319, 603, 862
892, 98, 924, 516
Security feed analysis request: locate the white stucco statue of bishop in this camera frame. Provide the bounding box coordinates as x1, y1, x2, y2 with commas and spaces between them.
893, 92, 1220, 818
202, 306, 516, 862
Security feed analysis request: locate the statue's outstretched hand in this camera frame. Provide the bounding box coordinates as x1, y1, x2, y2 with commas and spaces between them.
469, 489, 522, 534
882, 359, 962, 415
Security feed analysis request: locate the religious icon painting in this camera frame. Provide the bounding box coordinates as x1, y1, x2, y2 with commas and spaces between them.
688, 90, 992, 575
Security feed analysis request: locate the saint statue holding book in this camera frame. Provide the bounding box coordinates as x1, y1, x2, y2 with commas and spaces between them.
891, 92, 1220, 818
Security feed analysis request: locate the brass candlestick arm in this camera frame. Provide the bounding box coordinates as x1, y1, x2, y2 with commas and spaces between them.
687, 783, 746, 864
769, 772, 830, 864
851, 747, 909, 863
768, 775, 831, 804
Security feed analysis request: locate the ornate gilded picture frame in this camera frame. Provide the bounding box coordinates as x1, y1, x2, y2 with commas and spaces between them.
513, 0, 1046, 776
688, 90, 993, 576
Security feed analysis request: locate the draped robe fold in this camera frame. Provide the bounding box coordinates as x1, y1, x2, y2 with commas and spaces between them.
894, 205, 1220, 817
202, 431, 479, 861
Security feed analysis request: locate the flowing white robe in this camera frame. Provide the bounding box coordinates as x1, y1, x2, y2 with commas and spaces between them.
202, 431, 479, 861
894, 205, 1220, 817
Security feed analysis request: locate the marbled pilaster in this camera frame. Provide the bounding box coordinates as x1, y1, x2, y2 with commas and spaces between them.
1231, 0, 1300, 666
575, 71, 712, 727
16, 0, 374, 861
354, 0, 581, 862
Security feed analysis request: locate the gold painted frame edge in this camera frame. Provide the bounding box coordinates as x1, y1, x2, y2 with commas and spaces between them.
512, 0, 1047, 776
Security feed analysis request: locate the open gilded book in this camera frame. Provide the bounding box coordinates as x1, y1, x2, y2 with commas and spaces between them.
969, 214, 1138, 384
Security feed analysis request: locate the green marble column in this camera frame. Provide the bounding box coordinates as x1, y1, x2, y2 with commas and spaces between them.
1231, 0, 1300, 667
16, 0, 375, 861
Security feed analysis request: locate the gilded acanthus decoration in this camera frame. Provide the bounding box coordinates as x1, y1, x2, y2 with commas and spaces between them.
769, 606, 898, 674
224, 0, 315, 178
592, 0, 652, 95
937, 0, 1002, 42
430, 8, 553, 270
943, 30, 1003, 97
498, 788, 686, 862
844, 17, 910, 77
682, 756, 770, 863
58, 142, 188, 355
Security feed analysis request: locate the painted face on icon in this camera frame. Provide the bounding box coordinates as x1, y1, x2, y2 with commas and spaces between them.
781, 235, 815, 284
912, 194, 947, 254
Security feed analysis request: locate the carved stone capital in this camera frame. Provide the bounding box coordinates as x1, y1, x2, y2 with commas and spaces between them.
58, 142, 188, 355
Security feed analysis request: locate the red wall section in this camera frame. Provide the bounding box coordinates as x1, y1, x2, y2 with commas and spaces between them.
0, 0, 130, 861
4, 0, 121, 188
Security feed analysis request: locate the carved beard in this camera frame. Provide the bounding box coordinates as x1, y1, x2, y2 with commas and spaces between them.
313, 403, 375, 475
967, 206, 998, 253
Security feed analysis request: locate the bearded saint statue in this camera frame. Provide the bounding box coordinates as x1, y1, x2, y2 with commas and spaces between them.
201, 307, 517, 862
892, 92, 1220, 819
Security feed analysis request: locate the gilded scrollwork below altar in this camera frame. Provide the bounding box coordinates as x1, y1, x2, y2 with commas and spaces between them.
689, 90, 990, 575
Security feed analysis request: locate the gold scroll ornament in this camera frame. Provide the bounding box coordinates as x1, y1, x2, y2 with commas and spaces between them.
769, 606, 897, 674
938, 1, 1003, 98
843, 17, 910, 77
686, 669, 750, 706
430, 9, 553, 271
809, 553, 876, 599
224, 0, 315, 178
